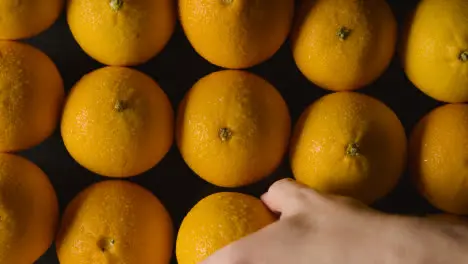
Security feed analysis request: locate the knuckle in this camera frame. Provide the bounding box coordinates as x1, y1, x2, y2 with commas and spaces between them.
286, 213, 314, 232
293, 185, 320, 204
268, 178, 294, 192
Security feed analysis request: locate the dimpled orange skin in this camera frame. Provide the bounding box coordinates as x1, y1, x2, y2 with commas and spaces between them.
0, 41, 64, 152
176, 192, 276, 264
56, 180, 173, 264
176, 70, 291, 187
410, 104, 468, 215
179, 0, 294, 69
61, 67, 174, 178
0, 153, 59, 264
291, 0, 397, 91
0, 0, 63, 40
401, 0, 468, 103
290, 92, 407, 204
67, 0, 176, 66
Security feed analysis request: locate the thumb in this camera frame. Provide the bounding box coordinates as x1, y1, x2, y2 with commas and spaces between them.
261, 178, 319, 217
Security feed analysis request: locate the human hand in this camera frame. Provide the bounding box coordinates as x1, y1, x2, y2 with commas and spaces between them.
200, 179, 468, 264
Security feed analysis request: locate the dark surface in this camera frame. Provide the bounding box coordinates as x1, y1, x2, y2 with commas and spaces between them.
19, 0, 441, 263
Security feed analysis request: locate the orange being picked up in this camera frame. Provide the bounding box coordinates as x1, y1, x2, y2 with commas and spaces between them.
176, 192, 276, 264
0, 41, 64, 152
179, 0, 294, 69
291, 0, 397, 91
0, 0, 63, 40
401, 0, 468, 103
410, 104, 468, 215
290, 92, 407, 204
56, 180, 173, 264
61, 67, 173, 178
176, 70, 291, 187
67, 0, 176, 66
0, 153, 59, 264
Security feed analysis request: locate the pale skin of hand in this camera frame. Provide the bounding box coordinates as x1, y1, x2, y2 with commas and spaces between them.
200, 179, 468, 264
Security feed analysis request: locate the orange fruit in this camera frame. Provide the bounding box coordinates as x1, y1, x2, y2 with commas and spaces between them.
0, 153, 59, 264
56, 180, 173, 264
290, 92, 407, 204
176, 70, 291, 187
291, 0, 397, 91
0, 41, 64, 152
176, 192, 276, 264
410, 104, 468, 215
179, 0, 294, 69
0, 0, 63, 40
401, 0, 468, 103
61, 66, 173, 178
67, 0, 176, 66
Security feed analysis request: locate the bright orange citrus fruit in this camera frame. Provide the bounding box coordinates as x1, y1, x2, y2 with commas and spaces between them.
290, 92, 407, 204
0, 41, 64, 152
176, 192, 276, 264
61, 67, 173, 178
176, 70, 291, 187
0, 153, 59, 264
179, 0, 294, 69
401, 0, 468, 103
56, 180, 173, 264
292, 0, 397, 91
0, 0, 63, 40
410, 104, 468, 215
67, 0, 176, 66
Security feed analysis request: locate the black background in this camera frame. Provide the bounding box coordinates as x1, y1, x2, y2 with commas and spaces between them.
19, 0, 442, 263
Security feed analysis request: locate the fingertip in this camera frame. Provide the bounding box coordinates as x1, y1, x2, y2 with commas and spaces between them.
267, 178, 302, 195
260, 191, 277, 214
261, 178, 308, 215
261, 178, 295, 200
